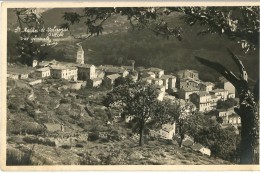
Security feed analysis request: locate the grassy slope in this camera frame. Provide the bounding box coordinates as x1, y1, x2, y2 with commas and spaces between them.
7, 78, 231, 165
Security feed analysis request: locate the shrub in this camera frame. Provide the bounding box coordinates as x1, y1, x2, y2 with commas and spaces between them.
6, 149, 33, 165
23, 136, 56, 146
88, 132, 99, 141
60, 145, 71, 149
60, 98, 70, 104
8, 103, 19, 113
75, 143, 84, 148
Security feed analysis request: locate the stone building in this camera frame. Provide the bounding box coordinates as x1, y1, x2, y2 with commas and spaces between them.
76, 44, 84, 64
35, 67, 51, 78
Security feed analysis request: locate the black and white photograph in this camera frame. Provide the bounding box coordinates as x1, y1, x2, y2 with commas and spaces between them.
1, 1, 260, 171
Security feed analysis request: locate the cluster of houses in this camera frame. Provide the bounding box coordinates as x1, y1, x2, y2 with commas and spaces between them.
177, 70, 236, 112
7, 44, 241, 153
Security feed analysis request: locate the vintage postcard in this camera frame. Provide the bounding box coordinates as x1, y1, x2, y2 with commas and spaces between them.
1, 1, 260, 171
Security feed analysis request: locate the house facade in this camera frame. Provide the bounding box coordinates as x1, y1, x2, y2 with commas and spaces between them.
190, 91, 213, 112
35, 67, 51, 78
219, 76, 235, 96
50, 66, 68, 79
177, 69, 199, 80
209, 89, 229, 101
178, 88, 199, 101
150, 123, 176, 140
77, 64, 96, 80
105, 73, 121, 85
88, 78, 102, 87
67, 67, 78, 81
146, 67, 164, 78
199, 82, 214, 92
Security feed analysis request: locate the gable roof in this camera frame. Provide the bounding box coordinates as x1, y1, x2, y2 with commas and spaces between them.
200, 82, 214, 86
182, 139, 194, 147
91, 78, 102, 82
77, 64, 95, 68
196, 91, 210, 97
104, 67, 127, 74
147, 67, 164, 72
191, 143, 204, 150
36, 67, 50, 72
8, 67, 33, 74
160, 74, 176, 79
210, 89, 227, 93
161, 123, 174, 133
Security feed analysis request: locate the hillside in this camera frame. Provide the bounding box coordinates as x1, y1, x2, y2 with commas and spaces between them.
6, 77, 231, 165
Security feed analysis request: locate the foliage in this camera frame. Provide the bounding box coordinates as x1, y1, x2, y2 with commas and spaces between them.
6, 149, 33, 165
176, 7, 259, 52
60, 7, 259, 52
103, 80, 165, 146
88, 131, 100, 141
114, 76, 133, 88
216, 98, 238, 109
196, 125, 239, 162
165, 100, 196, 147
23, 136, 56, 146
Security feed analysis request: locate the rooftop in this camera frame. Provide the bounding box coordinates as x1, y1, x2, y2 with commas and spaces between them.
91, 78, 102, 82
121, 66, 133, 70
50, 65, 67, 70
196, 91, 210, 97
200, 82, 214, 86
146, 67, 164, 72
142, 76, 154, 81
229, 113, 240, 118
104, 67, 127, 74
180, 87, 199, 92
106, 73, 121, 80
77, 64, 95, 68
68, 66, 78, 70
191, 143, 204, 150
210, 89, 228, 93
219, 76, 228, 82
8, 67, 34, 74
182, 139, 194, 147
160, 75, 176, 79
36, 67, 50, 72
161, 124, 174, 133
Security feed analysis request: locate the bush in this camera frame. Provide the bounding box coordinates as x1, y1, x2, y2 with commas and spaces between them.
8, 103, 19, 112
10, 121, 45, 135
60, 145, 71, 149
88, 132, 99, 141
75, 143, 84, 148
60, 98, 70, 104
6, 149, 33, 165
23, 136, 56, 146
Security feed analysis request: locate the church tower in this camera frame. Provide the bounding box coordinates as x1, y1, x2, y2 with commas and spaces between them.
76, 44, 84, 64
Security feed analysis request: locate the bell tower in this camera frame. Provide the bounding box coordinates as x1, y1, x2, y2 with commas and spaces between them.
76, 44, 84, 64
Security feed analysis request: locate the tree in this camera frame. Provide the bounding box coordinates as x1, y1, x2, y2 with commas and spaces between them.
196, 125, 239, 162
171, 100, 196, 147
114, 76, 133, 88
103, 80, 163, 146
217, 98, 238, 110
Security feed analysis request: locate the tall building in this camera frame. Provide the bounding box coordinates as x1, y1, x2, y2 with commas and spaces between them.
76, 44, 84, 64
219, 76, 236, 96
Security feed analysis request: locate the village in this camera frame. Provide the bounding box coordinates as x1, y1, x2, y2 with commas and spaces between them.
7, 44, 241, 158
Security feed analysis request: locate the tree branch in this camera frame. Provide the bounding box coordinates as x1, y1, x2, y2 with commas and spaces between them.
227, 48, 248, 82
195, 56, 241, 89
